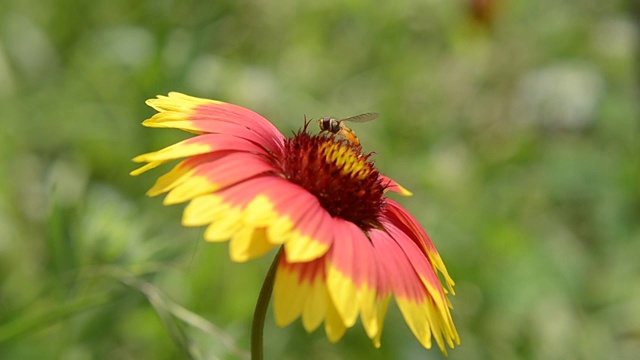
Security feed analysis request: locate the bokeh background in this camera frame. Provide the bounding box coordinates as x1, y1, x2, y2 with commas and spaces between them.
1, 0, 638, 359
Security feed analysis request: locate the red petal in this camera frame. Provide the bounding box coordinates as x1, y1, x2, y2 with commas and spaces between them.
328, 218, 376, 290
382, 219, 446, 304
189, 152, 278, 191
368, 228, 425, 301
192, 101, 284, 154
379, 175, 412, 196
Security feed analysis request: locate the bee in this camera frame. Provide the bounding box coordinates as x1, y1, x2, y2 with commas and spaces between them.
317, 113, 378, 146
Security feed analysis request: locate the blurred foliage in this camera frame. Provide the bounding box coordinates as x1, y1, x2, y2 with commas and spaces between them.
1, 0, 639, 359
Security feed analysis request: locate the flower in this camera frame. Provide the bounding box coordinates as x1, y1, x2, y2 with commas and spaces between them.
131, 92, 459, 353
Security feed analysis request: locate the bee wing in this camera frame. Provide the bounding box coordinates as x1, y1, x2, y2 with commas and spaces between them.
342, 112, 378, 123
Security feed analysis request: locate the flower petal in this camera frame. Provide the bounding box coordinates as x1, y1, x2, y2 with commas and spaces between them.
239, 181, 335, 262
161, 152, 277, 205
229, 226, 274, 262
382, 220, 459, 350
384, 199, 455, 295
145, 91, 212, 112
300, 263, 328, 332
274, 255, 327, 331
383, 220, 447, 304
182, 175, 333, 262
282, 203, 333, 263
379, 174, 412, 196
144, 154, 223, 197
130, 133, 269, 176
145, 92, 284, 154
198, 177, 284, 260
182, 193, 224, 227
203, 205, 244, 243
368, 229, 435, 349
324, 292, 347, 343
325, 218, 377, 329
369, 226, 459, 353
365, 292, 391, 348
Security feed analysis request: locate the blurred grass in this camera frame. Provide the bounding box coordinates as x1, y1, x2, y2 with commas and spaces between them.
1, 0, 639, 359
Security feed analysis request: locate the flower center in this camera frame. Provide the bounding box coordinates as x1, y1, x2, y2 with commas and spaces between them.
277, 128, 386, 230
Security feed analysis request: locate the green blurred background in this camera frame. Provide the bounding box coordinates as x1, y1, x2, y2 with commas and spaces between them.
1, 0, 638, 359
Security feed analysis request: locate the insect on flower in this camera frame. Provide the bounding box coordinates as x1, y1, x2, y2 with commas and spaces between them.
317, 113, 378, 146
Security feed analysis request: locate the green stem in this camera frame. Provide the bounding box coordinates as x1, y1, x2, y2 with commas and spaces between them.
251, 247, 283, 360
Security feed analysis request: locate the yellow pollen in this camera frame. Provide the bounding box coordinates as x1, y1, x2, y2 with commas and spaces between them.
320, 142, 370, 180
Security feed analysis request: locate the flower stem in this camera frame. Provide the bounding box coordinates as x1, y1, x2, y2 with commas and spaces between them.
251, 247, 283, 360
